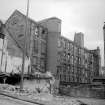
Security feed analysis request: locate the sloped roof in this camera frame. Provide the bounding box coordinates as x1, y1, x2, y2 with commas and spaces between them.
5, 10, 36, 57
5, 10, 37, 25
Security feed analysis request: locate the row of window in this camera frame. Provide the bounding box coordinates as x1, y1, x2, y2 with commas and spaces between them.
57, 65, 93, 74
58, 37, 95, 61
31, 56, 46, 69
32, 39, 46, 54
58, 37, 84, 54
59, 74, 91, 83
31, 64, 45, 72
58, 52, 95, 67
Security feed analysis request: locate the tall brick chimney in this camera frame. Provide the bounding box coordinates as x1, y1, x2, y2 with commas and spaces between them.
74, 32, 84, 48
103, 22, 105, 67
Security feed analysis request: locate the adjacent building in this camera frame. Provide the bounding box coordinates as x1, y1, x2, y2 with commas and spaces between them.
57, 36, 101, 84
0, 10, 101, 85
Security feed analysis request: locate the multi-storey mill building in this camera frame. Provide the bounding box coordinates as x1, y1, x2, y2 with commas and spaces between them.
57, 36, 101, 84
39, 17, 101, 84
5, 10, 101, 84
5, 10, 48, 73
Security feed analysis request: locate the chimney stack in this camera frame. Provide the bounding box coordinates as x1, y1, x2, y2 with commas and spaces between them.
103, 22, 105, 67
74, 32, 84, 48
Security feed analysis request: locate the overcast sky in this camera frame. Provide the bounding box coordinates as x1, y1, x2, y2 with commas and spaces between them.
0, 0, 105, 66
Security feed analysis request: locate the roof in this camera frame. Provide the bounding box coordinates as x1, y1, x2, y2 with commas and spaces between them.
60, 35, 99, 55
5, 10, 37, 25
5, 10, 39, 57
38, 17, 61, 24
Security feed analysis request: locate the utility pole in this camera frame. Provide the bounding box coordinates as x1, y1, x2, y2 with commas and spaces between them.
20, 0, 30, 90
103, 22, 105, 96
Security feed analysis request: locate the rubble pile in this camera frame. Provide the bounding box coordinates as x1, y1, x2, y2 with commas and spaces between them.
0, 84, 15, 91
0, 84, 85, 105
53, 96, 82, 105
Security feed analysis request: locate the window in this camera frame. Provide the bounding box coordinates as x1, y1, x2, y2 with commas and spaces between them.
69, 76, 71, 82
70, 43, 74, 54
67, 42, 69, 50
71, 76, 73, 82
34, 27, 38, 37
79, 58, 81, 64
67, 66, 70, 71
42, 29, 47, 39
74, 57, 77, 64
70, 43, 72, 49
64, 75, 66, 81
85, 72, 88, 78
57, 67, 59, 74
71, 66, 74, 73
74, 67, 77, 74
58, 39, 61, 47
71, 43, 73, 49
63, 65, 66, 73
67, 54, 70, 60
63, 52, 66, 60
79, 48, 81, 55
33, 40, 38, 53
63, 40, 66, 49
41, 42, 46, 53
40, 58, 45, 66
71, 56, 74, 64
32, 57, 37, 65
60, 74, 61, 80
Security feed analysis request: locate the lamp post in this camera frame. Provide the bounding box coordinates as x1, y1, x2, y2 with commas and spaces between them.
20, 0, 30, 91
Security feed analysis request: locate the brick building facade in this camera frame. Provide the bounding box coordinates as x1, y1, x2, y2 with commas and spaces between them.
57, 36, 101, 84
5, 10, 47, 73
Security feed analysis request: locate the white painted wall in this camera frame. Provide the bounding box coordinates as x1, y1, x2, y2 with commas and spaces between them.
0, 38, 7, 72
6, 55, 29, 73
0, 39, 3, 49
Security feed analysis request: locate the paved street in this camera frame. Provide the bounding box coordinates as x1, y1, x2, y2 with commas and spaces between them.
76, 97, 105, 105
62, 96, 105, 105
0, 92, 105, 105
82, 98, 105, 105
0, 94, 37, 105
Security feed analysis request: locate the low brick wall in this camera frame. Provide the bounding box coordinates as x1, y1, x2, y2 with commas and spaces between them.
59, 84, 105, 99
